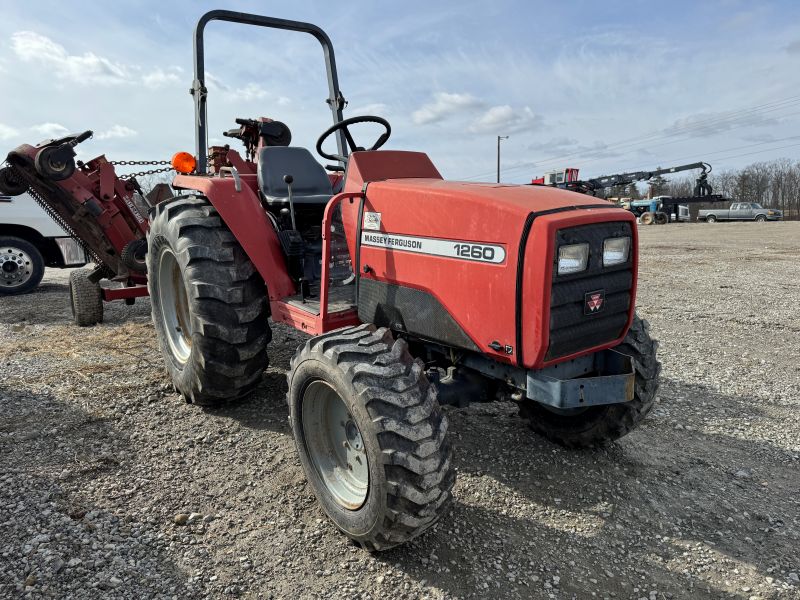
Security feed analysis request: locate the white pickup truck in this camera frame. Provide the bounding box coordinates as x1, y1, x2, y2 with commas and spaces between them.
1, 192, 87, 294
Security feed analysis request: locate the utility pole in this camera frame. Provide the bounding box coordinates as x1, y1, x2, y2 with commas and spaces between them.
496, 135, 509, 183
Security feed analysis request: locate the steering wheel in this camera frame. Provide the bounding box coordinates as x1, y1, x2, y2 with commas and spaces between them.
316, 115, 391, 163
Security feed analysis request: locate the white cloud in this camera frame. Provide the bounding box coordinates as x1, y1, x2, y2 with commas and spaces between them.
96, 125, 137, 140
349, 102, 388, 116
205, 72, 229, 92
31, 122, 70, 137
526, 137, 579, 154
741, 132, 777, 143
665, 110, 777, 137
412, 92, 482, 125
142, 68, 181, 88
231, 83, 269, 101
469, 105, 542, 134
210, 79, 292, 106
10, 31, 130, 85
787, 40, 800, 54
0, 123, 19, 140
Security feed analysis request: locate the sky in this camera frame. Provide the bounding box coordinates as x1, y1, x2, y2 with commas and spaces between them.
1, 0, 800, 183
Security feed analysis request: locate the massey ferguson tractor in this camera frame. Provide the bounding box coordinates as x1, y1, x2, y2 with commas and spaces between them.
3, 10, 660, 552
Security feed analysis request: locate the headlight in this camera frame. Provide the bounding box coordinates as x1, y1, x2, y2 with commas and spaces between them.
768, 210, 776, 215
557, 243, 589, 275
603, 236, 630, 267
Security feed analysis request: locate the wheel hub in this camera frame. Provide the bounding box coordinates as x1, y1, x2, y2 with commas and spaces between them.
156, 249, 192, 364
301, 380, 369, 510
345, 420, 363, 451
0, 247, 32, 288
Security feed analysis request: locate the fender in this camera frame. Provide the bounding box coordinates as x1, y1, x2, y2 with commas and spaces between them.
172, 173, 295, 300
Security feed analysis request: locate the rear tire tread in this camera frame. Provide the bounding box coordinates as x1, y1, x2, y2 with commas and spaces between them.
147, 195, 270, 407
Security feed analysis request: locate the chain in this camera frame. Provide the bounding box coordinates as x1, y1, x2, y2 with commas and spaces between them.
110, 160, 171, 166
120, 166, 174, 180
110, 160, 174, 180
109, 157, 215, 180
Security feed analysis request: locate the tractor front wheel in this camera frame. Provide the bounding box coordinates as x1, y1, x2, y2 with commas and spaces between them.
287, 325, 454, 551
520, 314, 660, 448
640, 212, 654, 225
146, 195, 270, 407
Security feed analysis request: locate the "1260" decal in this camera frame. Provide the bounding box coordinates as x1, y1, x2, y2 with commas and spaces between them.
361, 232, 506, 264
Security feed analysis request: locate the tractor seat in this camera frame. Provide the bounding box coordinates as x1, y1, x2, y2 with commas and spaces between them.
257, 146, 332, 207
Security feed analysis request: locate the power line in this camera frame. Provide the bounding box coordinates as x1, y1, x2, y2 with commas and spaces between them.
456, 93, 800, 181
622, 140, 800, 174
529, 95, 800, 168
459, 134, 800, 184
552, 109, 800, 173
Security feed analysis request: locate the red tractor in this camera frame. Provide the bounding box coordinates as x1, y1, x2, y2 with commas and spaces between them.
9, 10, 661, 551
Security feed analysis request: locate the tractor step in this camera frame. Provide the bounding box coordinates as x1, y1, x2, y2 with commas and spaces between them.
283, 283, 355, 316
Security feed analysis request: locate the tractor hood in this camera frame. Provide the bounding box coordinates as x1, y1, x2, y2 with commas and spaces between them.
341, 150, 617, 221
372, 178, 615, 218
358, 177, 623, 247
339, 150, 636, 370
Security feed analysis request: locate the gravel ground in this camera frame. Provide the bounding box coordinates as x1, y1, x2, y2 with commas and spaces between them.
1, 221, 798, 600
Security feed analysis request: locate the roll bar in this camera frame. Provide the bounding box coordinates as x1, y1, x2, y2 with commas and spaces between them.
191, 10, 347, 174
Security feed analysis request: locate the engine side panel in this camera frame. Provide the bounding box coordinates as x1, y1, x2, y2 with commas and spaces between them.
341, 184, 527, 366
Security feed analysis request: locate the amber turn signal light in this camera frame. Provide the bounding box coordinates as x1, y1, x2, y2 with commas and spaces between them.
171, 152, 197, 174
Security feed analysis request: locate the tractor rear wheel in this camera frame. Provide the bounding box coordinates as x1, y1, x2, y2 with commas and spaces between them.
654, 212, 669, 225
146, 195, 270, 407
287, 325, 454, 551
520, 314, 660, 448
69, 269, 103, 326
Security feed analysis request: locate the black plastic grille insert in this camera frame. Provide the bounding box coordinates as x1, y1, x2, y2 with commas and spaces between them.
546, 221, 633, 360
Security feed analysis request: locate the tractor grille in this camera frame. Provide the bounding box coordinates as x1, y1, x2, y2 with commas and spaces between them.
546, 221, 633, 361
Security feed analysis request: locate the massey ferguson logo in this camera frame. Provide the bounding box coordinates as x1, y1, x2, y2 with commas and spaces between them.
584, 290, 605, 315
